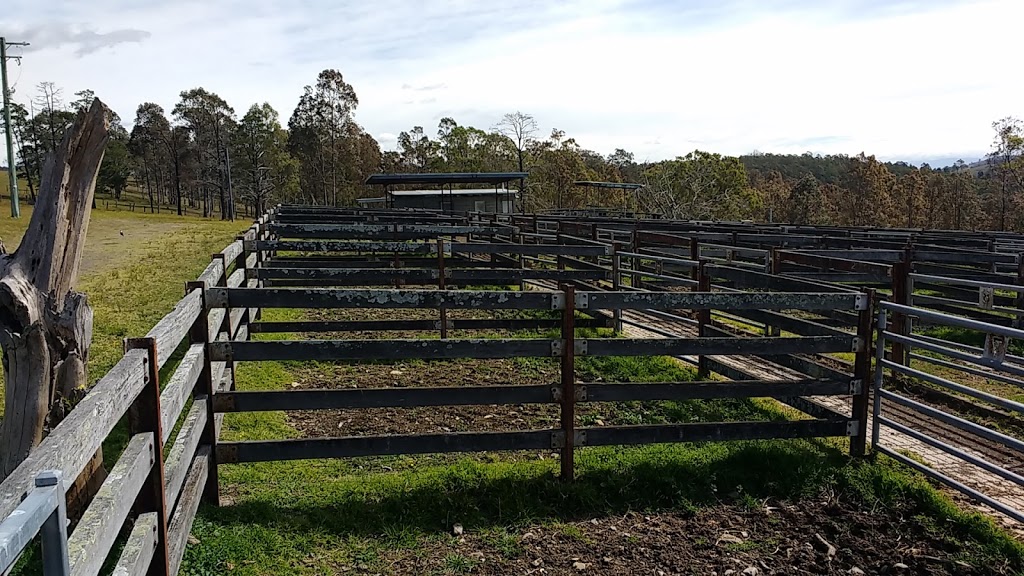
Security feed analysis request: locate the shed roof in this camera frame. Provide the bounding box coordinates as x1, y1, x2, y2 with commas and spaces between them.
365, 172, 528, 185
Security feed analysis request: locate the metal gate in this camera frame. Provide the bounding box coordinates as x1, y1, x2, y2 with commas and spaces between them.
872, 301, 1024, 522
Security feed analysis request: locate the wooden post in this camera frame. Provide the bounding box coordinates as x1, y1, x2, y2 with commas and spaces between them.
697, 263, 711, 379
125, 337, 171, 576
850, 290, 874, 457
187, 280, 219, 506
560, 285, 576, 481
890, 256, 911, 366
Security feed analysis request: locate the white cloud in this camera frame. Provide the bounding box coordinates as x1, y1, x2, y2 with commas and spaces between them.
376, 132, 398, 149
1, 0, 1020, 167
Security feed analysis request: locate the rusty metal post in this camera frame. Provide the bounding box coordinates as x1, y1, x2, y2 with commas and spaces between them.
490, 214, 499, 264
438, 236, 448, 339
890, 257, 911, 366
187, 281, 219, 505
850, 289, 874, 457
392, 223, 403, 288
631, 230, 641, 290
1015, 254, 1024, 329
516, 229, 528, 292
697, 262, 711, 379
762, 247, 781, 336
689, 238, 700, 284
611, 245, 622, 333
560, 284, 576, 481
125, 337, 171, 576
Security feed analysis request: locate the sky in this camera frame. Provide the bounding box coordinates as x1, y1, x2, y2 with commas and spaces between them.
2, 0, 1021, 167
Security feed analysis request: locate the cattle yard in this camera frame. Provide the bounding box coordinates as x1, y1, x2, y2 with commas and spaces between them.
3, 205, 1024, 574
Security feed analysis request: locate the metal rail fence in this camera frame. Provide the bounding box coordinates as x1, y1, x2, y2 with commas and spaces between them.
873, 301, 1024, 523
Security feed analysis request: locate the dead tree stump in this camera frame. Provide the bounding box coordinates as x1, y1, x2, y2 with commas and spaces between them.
0, 100, 109, 483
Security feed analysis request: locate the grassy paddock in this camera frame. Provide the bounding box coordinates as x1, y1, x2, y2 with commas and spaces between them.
0, 209, 244, 421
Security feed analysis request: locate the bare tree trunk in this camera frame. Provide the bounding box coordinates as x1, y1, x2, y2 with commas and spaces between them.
0, 100, 108, 480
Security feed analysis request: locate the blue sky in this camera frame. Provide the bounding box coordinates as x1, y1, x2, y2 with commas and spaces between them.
2, 0, 1020, 167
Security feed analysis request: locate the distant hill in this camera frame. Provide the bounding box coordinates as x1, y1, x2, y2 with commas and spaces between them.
739, 153, 917, 184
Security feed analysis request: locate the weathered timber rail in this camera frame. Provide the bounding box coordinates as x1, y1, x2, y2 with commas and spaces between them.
5, 205, 1024, 575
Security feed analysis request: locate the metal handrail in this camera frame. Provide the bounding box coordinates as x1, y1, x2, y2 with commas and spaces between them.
0, 471, 69, 576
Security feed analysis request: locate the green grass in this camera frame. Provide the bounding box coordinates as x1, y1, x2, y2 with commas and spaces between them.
922, 325, 1024, 357
190, 437, 1024, 574
0, 208, 245, 419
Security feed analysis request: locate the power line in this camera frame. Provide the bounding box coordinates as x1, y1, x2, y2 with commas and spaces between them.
2, 37, 30, 218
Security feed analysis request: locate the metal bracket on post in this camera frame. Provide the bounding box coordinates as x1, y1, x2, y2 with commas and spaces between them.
550, 340, 564, 356
550, 293, 566, 310
852, 337, 865, 352
984, 334, 1008, 363
574, 430, 587, 447
575, 385, 587, 402
574, 292, 590, 310
979, 287, 995, 310
846, 420, 860, 437
206, 288, 229, 309
550, 430, 565, 449
855, 293, 870, 311
849, 379, 863, 395
574, 340, 588, 356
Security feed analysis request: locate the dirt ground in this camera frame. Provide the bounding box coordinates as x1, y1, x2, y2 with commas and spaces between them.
340, 502, 996, 575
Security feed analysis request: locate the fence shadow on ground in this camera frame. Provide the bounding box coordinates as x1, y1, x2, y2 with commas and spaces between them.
201, 439, 854, 538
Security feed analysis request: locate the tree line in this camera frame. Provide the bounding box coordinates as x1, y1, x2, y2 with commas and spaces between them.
3, 68, 1024, 229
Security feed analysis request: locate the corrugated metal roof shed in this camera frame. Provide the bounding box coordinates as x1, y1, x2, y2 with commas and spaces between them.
365, 172, 528, 185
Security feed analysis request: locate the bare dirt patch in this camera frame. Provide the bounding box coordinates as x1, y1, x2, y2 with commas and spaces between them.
343, 502, 996, 575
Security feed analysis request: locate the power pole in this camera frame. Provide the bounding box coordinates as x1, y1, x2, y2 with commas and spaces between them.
2, 37, 30, 218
